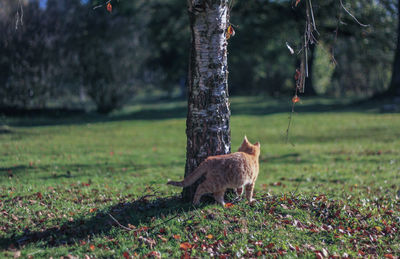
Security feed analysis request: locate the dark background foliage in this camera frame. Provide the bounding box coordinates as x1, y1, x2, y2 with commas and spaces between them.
0, 0, 398, 112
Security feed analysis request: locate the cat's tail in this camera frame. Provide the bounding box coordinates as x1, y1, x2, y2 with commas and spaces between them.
167, 164, 207, 187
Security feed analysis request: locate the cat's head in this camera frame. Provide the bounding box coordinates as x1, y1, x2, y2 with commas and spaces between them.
238, 136, 260, 156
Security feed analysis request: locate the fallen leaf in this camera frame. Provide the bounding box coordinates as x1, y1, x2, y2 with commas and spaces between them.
128, 224, 136, 230
173, 234, 181, 240
157, 234, 167, 242
315, 251, 323, 259
321, 248, 329, 257
147, 251, 161, 258
180, 242, 192, 250
123, 251, 129, 259
138, 236, 156, 249
254, 241, 263, 246
89, 208, 97, 213
224, 203, 234, 208
206, 234, 213, 239
89, 244, 95, 251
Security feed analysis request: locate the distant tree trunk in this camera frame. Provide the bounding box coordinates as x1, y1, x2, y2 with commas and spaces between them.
303, 43, 317, 96
182, 0, 231, 202
386, 0, 400, 97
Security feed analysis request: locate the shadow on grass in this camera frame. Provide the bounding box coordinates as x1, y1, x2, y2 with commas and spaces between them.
2, 97, 393, 128
0, 195, 199, 249
0, 164, 97, 181
0, 128, 13, 134
3, 105, 187, 127
0, 161, 183, 183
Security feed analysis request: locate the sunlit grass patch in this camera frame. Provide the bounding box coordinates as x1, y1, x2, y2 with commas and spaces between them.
1, 97, 399, 258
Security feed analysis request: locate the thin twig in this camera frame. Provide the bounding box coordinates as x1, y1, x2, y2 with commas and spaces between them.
149, 214, 180, 233
308, 0, 318, 33
291, 174, 304, 197
339, 0, 369, 27
108, 213, 133, 231
285, 108, 294, 145
285, 93, 297, 146
15, 0, 23, 30
304, 37, 309, 78
93, 0, 112, 10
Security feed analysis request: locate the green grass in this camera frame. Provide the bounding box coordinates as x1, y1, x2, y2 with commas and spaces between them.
1, 97, 399, 258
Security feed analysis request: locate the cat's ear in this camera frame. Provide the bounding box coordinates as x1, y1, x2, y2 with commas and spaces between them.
243, 135, 248, 143
255, 142, 260, 147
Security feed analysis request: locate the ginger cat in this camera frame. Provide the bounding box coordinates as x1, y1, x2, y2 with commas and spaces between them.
168, 136, 260, 205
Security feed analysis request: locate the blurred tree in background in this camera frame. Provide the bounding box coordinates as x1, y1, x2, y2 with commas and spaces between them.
0, 0, 60, 108
384, 0, 400, 97
0, 0, 398, 112
77, 1, 150, 113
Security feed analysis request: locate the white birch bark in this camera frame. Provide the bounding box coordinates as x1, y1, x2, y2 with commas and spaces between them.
183, 0, 231, 201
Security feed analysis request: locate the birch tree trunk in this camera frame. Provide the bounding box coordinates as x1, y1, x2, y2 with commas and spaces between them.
183, 0, 231, 202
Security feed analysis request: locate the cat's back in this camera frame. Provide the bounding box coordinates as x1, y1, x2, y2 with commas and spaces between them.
200, 152, 256, 188
204, 152, 246, 165
202, 151, 256, 174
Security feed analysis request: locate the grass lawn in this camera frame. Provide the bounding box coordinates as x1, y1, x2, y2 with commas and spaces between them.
0, 97, 399, 258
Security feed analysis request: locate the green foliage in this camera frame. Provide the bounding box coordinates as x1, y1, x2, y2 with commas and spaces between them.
0, 1, 70, 108
312, 0, 398, 96
1, 97, 399, 257
313, 43, 335, 94
0, 0, 398, 110
229, 0, 299, 95
78, 1, 150, 113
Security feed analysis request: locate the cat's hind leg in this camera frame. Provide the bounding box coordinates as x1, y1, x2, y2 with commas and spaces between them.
193, 183, 209, 205
234, 187, 243, 201
213, 190, 226, 206
245, 183, 255, 203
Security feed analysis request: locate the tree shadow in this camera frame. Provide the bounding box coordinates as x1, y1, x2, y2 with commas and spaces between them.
0, 127, 13, 134
3, 104, 187, 127
0, 162, 160, 183
0, 195, 201, 249
230, 97, 387, 116
2, 97, 392, 128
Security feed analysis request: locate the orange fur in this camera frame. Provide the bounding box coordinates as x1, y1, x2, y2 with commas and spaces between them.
168, 136, 261, 205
